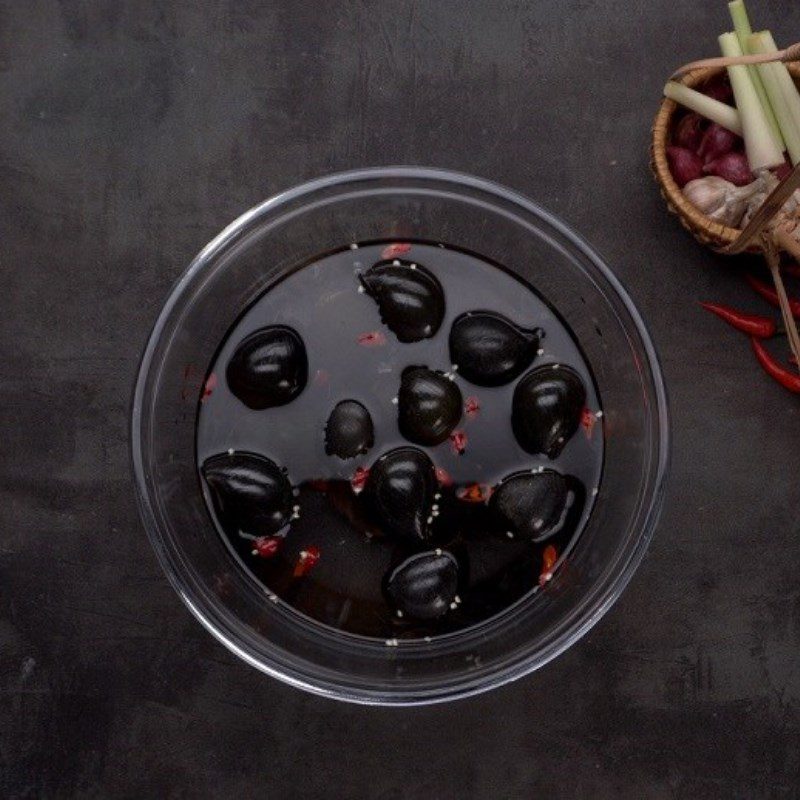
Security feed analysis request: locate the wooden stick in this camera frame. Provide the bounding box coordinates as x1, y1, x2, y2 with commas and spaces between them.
764, 232, 800, 372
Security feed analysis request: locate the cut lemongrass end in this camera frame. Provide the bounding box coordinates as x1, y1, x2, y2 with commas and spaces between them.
752, 31, 800, 165
729, 0, 785, 148
663, 82, 743, 135
719, 32, 784, 170
749, 33, 800, 165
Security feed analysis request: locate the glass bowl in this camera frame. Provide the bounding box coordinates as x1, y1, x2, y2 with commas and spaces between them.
131, 167, 669, 705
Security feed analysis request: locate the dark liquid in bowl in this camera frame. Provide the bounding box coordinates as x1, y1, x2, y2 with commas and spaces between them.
196, 242, 603, 640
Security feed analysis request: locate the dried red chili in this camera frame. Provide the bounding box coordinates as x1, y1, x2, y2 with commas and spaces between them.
539, 545, 558, 587
750, 337, 800, 394
350, 467, 369, 494
357, 331, 387, 347
456, 483, 491, 503
381, 242, 412, 259
449, 430, 467, 455
201, 372, 217, 402
744, 274, 800, 317
464, 396, 480, 419
700, 302, 776, 338
293, 546, 321, 577
252, 536, 282, 558
435, 467, 453, 487
580, 407, 597, 439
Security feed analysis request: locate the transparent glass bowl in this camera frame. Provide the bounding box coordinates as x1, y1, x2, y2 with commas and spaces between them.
131, 168, 669, 705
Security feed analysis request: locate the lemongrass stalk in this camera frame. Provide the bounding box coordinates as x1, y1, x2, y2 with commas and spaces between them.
663, 82, 743, 135
719, 32, 784, 169
728, 0, 784, 148
751, 31, 800, 158
748, 33, 800, 164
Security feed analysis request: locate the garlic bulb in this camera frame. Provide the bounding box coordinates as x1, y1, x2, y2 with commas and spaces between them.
683, 173, 774, 228
683, 175, 753, 226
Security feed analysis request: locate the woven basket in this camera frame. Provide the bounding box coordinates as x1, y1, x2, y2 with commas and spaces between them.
651, 63, 800, 253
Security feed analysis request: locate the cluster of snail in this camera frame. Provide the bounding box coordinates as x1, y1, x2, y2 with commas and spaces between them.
202, 257, 588, 623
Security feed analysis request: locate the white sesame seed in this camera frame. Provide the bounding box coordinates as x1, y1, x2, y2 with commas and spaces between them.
434, 493, 441, 500
357, 285, 365, 294
292, 505, 300, 512
435, 548, 442, 556
432, 510, 439, 517
396, 610, 404, 618
533, 519, 543, 530
349, 242, 359, 250
391, 396, 398, 404
251, 549, 258, 556
227, 448, 234, 455
592, 487, 599, 496
451, 364, 459, 372
537, 348, 544, 356
353, 487, 363, 495
268, 593, 278, 602
409, 263, 417, 270
506, 531, 514, 539
596, 410, 604, 418
454, 595, 461, 603
424, 636, 432, 643
426, 516, 433, 524
557, 436, 564, 444
392, 259, 400, 266
538, 466, 545, 473
424, 324, 432, 334
450, 602, 458, 609
291, 512, 299, 520
553, 363, 560, 370
299, 550, 307, 558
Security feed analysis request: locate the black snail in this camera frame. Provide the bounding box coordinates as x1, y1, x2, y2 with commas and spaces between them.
448, 310, 541, 387
226, 325, 308, 410
511, 364, 587, 458
325, 399, 375, 459
362, 447, 438, 542
489, 469, 572, 542
385, 550, 459, 620
202, 451, 293, 537
359, 259, 445, 343
397, 366, 462, 446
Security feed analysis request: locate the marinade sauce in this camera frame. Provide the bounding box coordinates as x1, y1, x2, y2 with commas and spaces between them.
196, 241, 603, 640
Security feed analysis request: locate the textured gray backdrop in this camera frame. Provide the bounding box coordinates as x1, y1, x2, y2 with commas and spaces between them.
2, 1, 800, 797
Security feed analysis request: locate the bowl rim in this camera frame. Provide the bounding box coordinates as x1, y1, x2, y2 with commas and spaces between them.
131, 166, 670, 705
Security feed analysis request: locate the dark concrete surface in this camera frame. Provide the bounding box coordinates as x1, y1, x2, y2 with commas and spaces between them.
3, 1, 800, 797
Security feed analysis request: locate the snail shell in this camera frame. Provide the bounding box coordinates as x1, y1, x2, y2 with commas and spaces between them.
489, 469, 573, 542
226, 325, 308, 410
385, 550, 459, 620
362, 447, 437, 542
325, 399, 375, 459
397, 366, 462, 446
511, 365, 587, 458
202, 451, 293, 537
449, 310, 541, 387
359, 260, 445, 343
